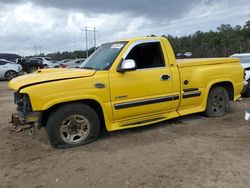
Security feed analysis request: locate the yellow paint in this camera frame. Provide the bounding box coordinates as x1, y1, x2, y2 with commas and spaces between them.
8, 37, 244, 131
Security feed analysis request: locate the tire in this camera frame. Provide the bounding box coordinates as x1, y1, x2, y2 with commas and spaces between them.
205, 86, 229, 117
45, 103, 100, 148
43, 64, 49, 68
27, 66, 38, 73
241, 82, 250, 97
5, 70, 17, 80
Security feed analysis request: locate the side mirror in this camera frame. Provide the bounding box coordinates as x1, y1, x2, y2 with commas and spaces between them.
117, 59, 137, 73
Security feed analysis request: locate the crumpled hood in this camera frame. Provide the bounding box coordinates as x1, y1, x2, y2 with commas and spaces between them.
8, 68, 96, 91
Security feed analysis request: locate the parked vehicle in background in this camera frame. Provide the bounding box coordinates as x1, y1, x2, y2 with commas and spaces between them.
51, 61, 60, 68
0, 53, 43, 73
17, 57, 43, 73
31, 57, 54, 68
176, 53, 184, 58
54, 59, 74, 68
60, 58, 86, 68
176, 52, 192, 58
230, 53, 250, 97
0, 59, 22, 80
184, 52, 192, 57
0, 53, 22, 62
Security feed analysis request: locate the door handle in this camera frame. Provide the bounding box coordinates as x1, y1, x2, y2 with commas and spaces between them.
160, 74, 171, 81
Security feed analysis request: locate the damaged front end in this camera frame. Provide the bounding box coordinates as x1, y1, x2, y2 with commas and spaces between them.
9, 92, 41, 133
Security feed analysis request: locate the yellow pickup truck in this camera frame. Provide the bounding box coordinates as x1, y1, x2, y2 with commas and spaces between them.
8, 37, 244, 148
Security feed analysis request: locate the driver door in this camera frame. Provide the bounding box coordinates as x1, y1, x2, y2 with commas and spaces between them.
109, 40, 176, 121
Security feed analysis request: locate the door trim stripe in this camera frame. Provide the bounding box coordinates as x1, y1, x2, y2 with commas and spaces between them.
114, 95, 179, 110
183, 91, 201, 98
183, 88, 199, 92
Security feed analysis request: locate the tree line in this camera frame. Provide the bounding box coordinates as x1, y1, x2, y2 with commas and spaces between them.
164, 20, 250, 58
46, 20, 250, 60
46, 47, 96, 61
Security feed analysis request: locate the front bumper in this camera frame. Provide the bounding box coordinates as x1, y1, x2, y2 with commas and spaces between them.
9, 111, 41, 128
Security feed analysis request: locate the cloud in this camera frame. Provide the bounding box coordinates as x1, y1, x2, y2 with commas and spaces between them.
0, 0, 203, 20
0, 0, 249, 55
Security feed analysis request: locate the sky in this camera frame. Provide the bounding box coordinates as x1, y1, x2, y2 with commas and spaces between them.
0, 0, 249, 56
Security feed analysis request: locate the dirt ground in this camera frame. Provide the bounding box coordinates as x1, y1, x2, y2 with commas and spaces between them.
0, 81, 249, 188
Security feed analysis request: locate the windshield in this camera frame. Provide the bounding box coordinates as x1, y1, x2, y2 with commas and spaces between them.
80, 41, 127, 70
232, 56, 250, 64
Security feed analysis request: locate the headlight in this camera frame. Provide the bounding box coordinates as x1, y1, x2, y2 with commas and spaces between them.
14, 92, 32, 114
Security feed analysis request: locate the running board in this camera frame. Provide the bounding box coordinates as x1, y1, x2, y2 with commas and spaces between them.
121, 117, 166, 127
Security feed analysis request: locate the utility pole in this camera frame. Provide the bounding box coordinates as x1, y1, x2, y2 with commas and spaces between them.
85, 26, 88, 58
81, 27, 98, 58
94, 27, 96, 50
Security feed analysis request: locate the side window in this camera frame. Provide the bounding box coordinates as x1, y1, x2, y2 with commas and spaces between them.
125, 42, 165, 69
0, 61, 7, 65
8, 54, 21, 62
8, 55, 15, 62
0, 54, 8, 60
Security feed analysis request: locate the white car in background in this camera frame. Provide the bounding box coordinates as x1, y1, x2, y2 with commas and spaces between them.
31, 57, 54, 68
0, 59, 22, 80
60, 58, 86, 68
230, 53, 250, 96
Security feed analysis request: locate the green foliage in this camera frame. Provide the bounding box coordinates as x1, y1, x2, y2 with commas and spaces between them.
45, 20, 250, 60
46, 47, 96, 61
163, 20, 250, 57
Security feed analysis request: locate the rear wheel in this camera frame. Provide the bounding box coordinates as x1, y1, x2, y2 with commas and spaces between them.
5, 70, 17, 80
205, 86, 229, 117
45, 103, 100, 148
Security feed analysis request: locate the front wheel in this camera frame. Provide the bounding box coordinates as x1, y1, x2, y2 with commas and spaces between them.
5, 70, 17, 80
205, 86, 229, 117
45, 103, 100, 148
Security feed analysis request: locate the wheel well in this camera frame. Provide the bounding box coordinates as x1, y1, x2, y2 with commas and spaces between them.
210, 81, 234, 100
40, 100, 106, 131
5, 70, 17, 76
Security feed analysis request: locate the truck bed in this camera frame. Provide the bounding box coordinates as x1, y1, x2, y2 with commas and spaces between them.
176, 58, 239, 68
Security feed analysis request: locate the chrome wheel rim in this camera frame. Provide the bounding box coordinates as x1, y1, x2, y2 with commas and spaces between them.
211, 93, 224, 113
5, 71, 17, 80
59, 115, 90, 144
